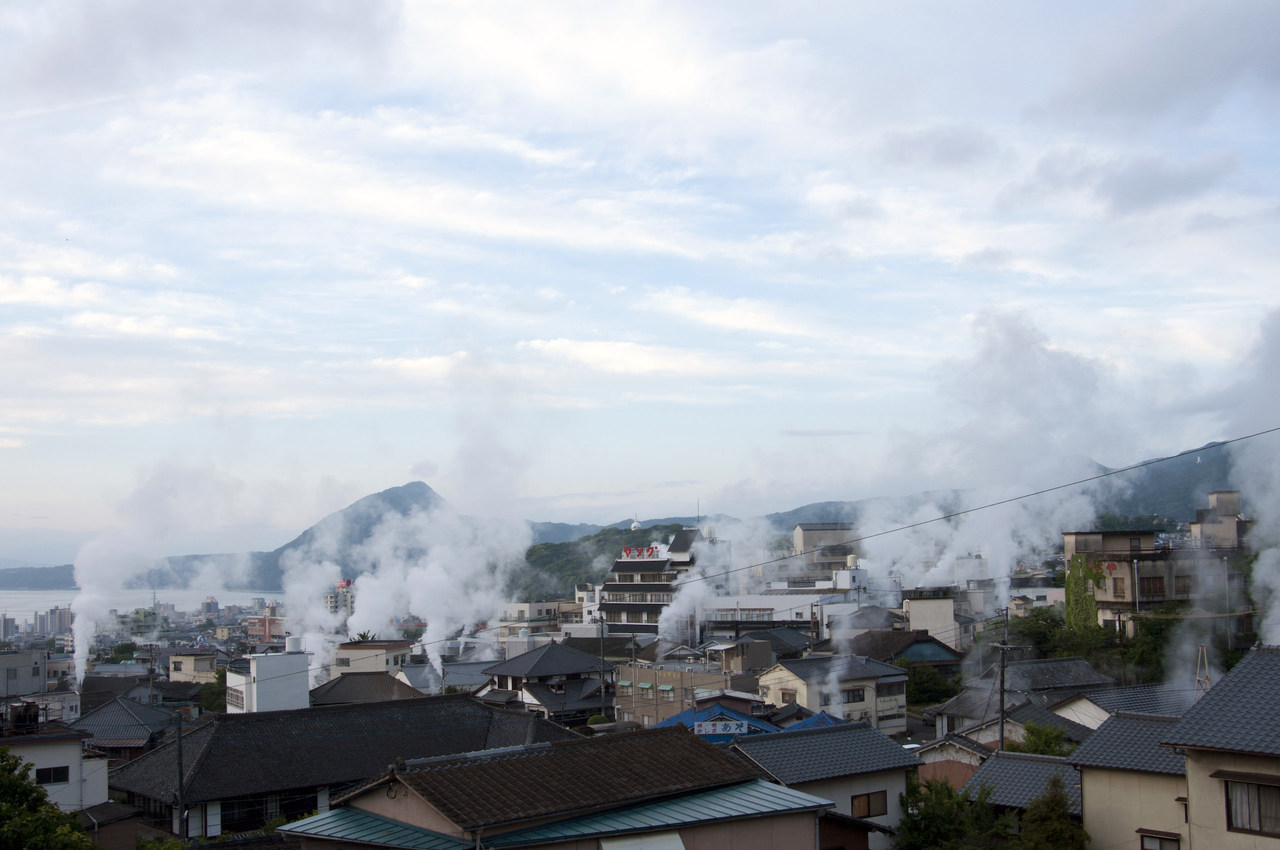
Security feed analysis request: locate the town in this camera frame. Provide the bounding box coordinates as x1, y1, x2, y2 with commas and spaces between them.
1, 488, 1273, 849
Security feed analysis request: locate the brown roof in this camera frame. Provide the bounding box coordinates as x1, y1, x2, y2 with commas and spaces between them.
392, 726, 761, 830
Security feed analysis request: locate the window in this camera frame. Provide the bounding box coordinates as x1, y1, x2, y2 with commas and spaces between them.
335, 657, 351, 667
1139, 576, 1165, 599
780, 689, 797, 704
35, 766, 69, 785
851, 790, 887, 818
842, 688, 865, 703
1112, 576, 1126, 597
877, 681, 906, 698
1227, 780, 1280, 836
172, 661, 183, 672
226, 687, 245, 709
1175, 575, 1192, 595
1140, 835, 1179, 850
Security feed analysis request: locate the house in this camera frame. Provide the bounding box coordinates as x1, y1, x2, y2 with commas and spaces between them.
167, 649, 218, 685
962, 751, 1082, 818
0, 705, 108, 813
732, 721, 922, 850
844, 629, 965, 678
1070, 712, 1187, 850
952, 695, 1094, 753
109, 694, 580, 840
1049, 681, 1198, 730
476, 641, 612, 725
70, 696, 176, 764
308, 671, 425, 706
916, 734, 992, 787
0, 648, 48, 698
1160, 644, 1280, 847
653, 701, 780, 742
332, 638, 413, 674
279, 726, 836, 849
226, 642, 312, 713
757, 654, 909, 735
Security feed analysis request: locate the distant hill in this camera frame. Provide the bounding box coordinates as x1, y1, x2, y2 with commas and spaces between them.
0, 441, 1249, 593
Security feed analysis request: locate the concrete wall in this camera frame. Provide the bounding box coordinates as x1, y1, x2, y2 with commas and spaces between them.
1081, 767, 1186, 850
795, 770, 908, 850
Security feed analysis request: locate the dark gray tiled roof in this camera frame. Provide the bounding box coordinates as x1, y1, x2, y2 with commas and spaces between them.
732, 721, 920, 785
1163, 645, 1280, 755
1007, 699, 1094, 744
1057, 682, 1198, 717
776, 654, 907, 683
483, 642, 613, 678
72, 696, 176, 747
109, 695, 579, 804
1070, 713, 1185, 776
978, 657, 1113, 692
963, 752, 1081, 814
309, 672, 426, 706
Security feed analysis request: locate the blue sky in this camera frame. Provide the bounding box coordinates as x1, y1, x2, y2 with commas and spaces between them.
3, 1, 1280, 563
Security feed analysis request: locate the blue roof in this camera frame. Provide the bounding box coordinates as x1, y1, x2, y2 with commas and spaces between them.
787, 710, 847, 731
280, 807, 470, 849
653, 702, 780, 738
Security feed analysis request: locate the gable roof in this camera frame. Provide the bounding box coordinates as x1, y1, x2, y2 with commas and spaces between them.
1006, 698, 1094, 744
1050, 681, 1199, 717
846, 629, 964, 664
978, 657, 1112, 693
732, 627, 813, 657
387, 726, 761, 831
653, 702, 780, 736
1070, 713, 1185, 776
787, 710, 847, 731
521, 678, 607, 715
482, 642, 612, 678
71, 696, 176, 748
1163, 644, 1280, 756
732, 721, 920, 785
309, 672, 426, 706
774, 654, 907, 684
109, 695, 580, 804
963, 752, 1081, 814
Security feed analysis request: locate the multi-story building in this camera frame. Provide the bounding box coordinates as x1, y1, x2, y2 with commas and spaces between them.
225, 638, 313, 713
612, 659, 757, 728
332, 639, 413, 675
598, 543, 689, 636
757, 654, 909, 735
245, 603, 287, 642
324, 579, 354, 620
0, 649, 48, 698
785, 522, 861, 586
168, 650, 218, 685
1065, 491, 1250, 636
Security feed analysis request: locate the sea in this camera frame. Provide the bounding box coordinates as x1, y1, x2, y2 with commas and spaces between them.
0, 588, 283, 624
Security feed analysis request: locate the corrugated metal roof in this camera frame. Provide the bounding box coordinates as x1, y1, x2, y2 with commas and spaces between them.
280, 807, 470, 849
486, 779, 832, 846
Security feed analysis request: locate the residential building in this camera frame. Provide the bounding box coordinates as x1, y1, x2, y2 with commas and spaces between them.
225, 639, 312, 713
332, 638, 413, 674
1065, 491, 1251, 636
732, 721, 922, 850
109, 694, 580, 840
613, 659, 756, 728
1, 704, 108, 813
167, 649, 218, 685
0, 648, 48, 698
70, 696, 177, 764
309, 671, 425, 706
757, 654, 909, 735
962, 751, 1082, 820
844, 628, 965, 678
279, 726, 837, 850
476, 641, 611, 725
1070, 712, 1187, 850
323, 579, 354, 620
1161, 644, 1280, 847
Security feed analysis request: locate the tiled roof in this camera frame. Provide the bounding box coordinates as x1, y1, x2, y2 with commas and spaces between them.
286, 779, 831, 849
1163, 645, 1280, 755
924, 682, 1020, 723
109, 695, 579, 804
392, 726, 761, 830
309, 672, 426, 706
1054, 682, 1198, 717
1007, 699, 1094, 744
786, 710, 847, 731
653, 702, 779, 736
482, 642, 612, 678
732, 721, 921, 784
978, 657, 1113, 692
522, 678, 607, 715
775, 653, 907, 684
71, 696, 176, 748
963, 752, 1081, 814
846, 629, 963, 663
732, 627, 813, 656
1070, 713, 1185, 776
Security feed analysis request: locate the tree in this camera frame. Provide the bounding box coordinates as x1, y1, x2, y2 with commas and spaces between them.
0, 748, 95, 849
1013, 774, 1089, 850
1064, 555, 1100, 632
1005, 721, 1075, 756
200, 667, 227, 713
896, 775, 1014, 850
895, 660, 960, 706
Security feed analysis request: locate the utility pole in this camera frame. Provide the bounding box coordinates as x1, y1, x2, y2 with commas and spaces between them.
994, 607, 1032, 752
596, 615, 607, 719
175, 713, 186, 843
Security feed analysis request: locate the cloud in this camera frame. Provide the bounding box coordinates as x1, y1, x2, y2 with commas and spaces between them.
780, 429, 868, 438
878, 124, 1004, 170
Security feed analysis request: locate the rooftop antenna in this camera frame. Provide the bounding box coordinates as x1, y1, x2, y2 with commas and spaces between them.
1195, 643, 1212, 699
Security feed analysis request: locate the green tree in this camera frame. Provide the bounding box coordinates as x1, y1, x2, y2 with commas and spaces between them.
896, 775, 1014, 850
200, 667, 227, 713
0, 747, 95, 849
1005, 721, 1075, 756
1064, 555, 1100, 632
1013, 774, 1089, 850
895, 660, 960, 706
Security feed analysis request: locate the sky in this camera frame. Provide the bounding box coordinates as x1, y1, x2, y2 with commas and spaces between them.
3, 1, 1280, 565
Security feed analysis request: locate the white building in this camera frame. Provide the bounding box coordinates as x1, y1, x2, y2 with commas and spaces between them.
225, 638, 312, 713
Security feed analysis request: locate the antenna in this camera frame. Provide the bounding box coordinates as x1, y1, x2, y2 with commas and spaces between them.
1195, 643, 1212, 699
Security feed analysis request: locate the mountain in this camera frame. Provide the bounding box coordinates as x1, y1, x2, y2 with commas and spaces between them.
0, 441, 1250, 592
